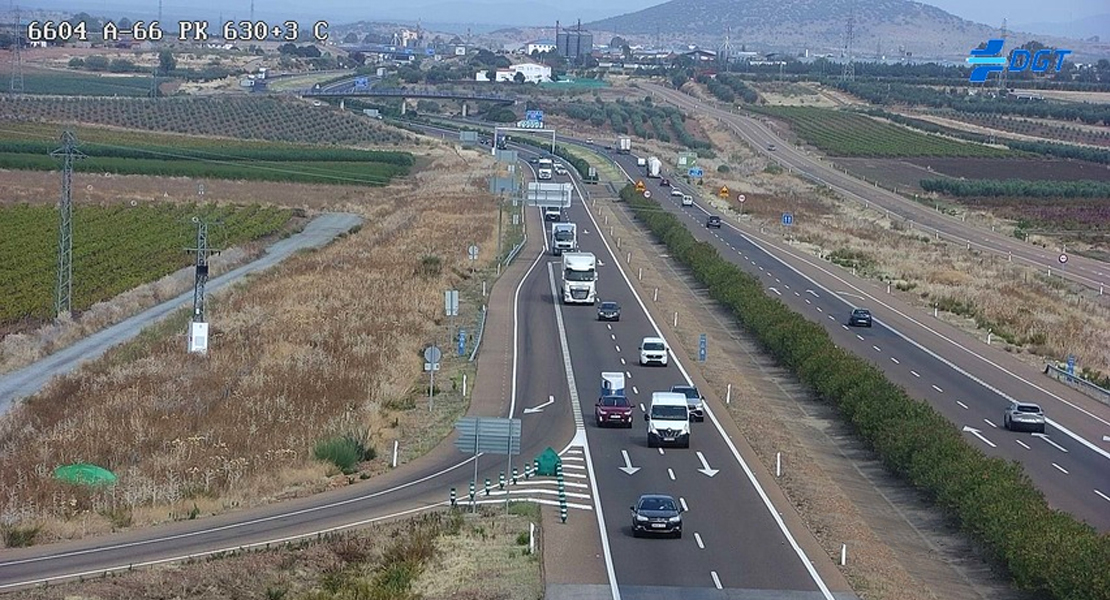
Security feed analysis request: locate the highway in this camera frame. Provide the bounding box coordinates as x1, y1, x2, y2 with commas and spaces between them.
642, 82, 1110, 296
521, 150, 855, 598
599, 149, 1110, 530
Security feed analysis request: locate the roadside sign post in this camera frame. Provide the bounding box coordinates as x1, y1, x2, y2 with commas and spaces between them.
699, 333, 707, 362
1066, 354, 1076, 376
643, 190, 652, 199
424, 345, 441, 411
688, 167, 704, 179
455, 417, 522, 512
782, 212, 794, 227
458, 328, 467, 357
737, 193, 746, 215
718, 186, 729, 198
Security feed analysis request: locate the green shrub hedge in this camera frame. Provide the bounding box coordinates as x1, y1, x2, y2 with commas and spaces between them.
618, 183, 1110, 600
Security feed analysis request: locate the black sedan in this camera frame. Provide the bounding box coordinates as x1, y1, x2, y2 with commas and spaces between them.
706, 215, 722, 228
848, 308, 873, 327
597, 301, 621, 321
631, 494, 683, 538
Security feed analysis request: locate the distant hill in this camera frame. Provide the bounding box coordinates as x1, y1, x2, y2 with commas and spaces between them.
1013, 14, 1109, 42
581, 0, 1098, 60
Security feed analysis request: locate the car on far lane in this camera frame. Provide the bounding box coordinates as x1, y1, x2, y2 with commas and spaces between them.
848, 308, 873, 327
670, 187, 684, 197
681, 194, 693, 207
597, 301, 621, 322
630, 493, 683, 538
1003, 402, 1046, 433
706, 215, 722, 228
670, 384, 705, 421
660, 178, 671, 187
639, 336, 668, 366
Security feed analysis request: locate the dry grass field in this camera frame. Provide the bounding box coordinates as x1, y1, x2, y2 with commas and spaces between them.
0, 143, 503, 545
17, 506, 543, 600
656, 112, 1110, 382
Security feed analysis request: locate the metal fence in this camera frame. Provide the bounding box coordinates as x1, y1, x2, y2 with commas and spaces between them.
504, 236, 527, 266
468, 305, 488, 362
1044, 363, 1110, 407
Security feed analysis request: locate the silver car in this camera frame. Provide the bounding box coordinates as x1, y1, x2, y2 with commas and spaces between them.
1003, 402, 1045, 433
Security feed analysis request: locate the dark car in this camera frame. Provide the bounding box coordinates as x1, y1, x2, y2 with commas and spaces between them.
706, 216, 722, 229
596, 395, 633, 428
670, 385, 704, 422
631, 494, 683, 538
848, 308, 873, 327
597, 301, 621, 321
528, 157, 539, 164
660, 178, 671, 187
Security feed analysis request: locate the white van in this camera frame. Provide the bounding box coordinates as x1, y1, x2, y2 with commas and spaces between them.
646, 392, 690, 448
639, 336, 668, 366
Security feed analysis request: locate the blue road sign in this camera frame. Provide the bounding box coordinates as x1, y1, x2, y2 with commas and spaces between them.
782, 212, 794, 226
354, 77, 369, 89
699, 334, 707, 362
688, 167, 704, 178
458, 329, 467, 357
1066, 354, 1076, 375
525, 110, 544, 122
426, 47, 436, 56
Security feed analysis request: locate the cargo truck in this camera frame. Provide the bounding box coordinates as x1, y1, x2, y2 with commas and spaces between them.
561, 252, 597, 304
618, 137, 632, 154
647, 156, 662, 178
551, 222, 578, 255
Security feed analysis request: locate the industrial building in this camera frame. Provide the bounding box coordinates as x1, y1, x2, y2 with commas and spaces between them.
556, 22, 593, 65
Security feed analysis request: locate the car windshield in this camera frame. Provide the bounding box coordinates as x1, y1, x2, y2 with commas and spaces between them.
1016, 405, 1042, 413
672, 387, 698, 399
651, 405, 687, 420
709, 217, 720, 222
643, 342, 665, 351
639, 497, 677, 512
600, 396, 629, 407
564, 269, 595, 282
554, 231, 573, 240
600, 303, 618, 310
854, 309, 870, 316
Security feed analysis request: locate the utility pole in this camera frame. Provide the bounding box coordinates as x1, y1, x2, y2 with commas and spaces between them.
9, 5, 25, 94
841, 7, 855, 82
998, 18, 1009, 93
185, 184, 221, 324
51, 130, 85, 319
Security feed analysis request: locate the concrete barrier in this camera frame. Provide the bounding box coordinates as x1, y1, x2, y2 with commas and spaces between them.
1044, 363, 1110, 407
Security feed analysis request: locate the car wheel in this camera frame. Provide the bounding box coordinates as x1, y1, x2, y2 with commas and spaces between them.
675, 530, 683, 539
647, 437, 655, 448
1003, 416, 1010, 430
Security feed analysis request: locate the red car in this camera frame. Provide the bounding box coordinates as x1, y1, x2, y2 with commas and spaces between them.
596, 395, 633, 428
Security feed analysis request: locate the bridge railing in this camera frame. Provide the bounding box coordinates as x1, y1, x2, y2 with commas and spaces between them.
302, 87, 514, 102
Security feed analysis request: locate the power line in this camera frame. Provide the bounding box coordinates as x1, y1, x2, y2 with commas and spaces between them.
184, 183, 221, 323
50, 130, 86, 319
841, 5, 855, 82
9, 4, 25, 94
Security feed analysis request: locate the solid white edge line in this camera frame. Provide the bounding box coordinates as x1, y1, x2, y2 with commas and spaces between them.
582, 156, 836, 599
0, 503, 447, 590
511, 219, 547, 418
734, 230, 1110, 462
547, 262, 622, 600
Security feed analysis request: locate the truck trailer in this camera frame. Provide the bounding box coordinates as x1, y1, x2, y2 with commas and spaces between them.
647, 156, 662, 178
561, 252, 597, 304
618, 137, 632, 154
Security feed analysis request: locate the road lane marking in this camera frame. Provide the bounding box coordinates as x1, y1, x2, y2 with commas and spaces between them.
855, 334, 864, 341
931, 384, 943, 393
816, 306, 823, 312
620, 358, 626, 365
632, 387, 638, 395
805, 299, 811, 305
984, 419, 997, 428
611, 334, 616, 340
694, 532, 705, 549
872, 345, 881, 352
658, 448, 665, 455
1052, 463, 1069, 475
711, 571, 723, 590
1016, 440, 1030, 450
841, 325, 849, 330
890, 357, 899, 364
1095, 490, 1110, 503
668, 468, 676, 481
640, 403, 646, 412
615, 345, 621, 353
680, 497, 689, 512
546, 262, 621, 600
956, 401, 969, 409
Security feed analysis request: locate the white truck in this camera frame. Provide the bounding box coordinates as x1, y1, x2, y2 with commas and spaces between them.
647, 156, 662, 178
646, 392, 691, 448
637, 157, 647, 168
537, 158, 554, 180
537, 168, 553, 180
551, 222, 577, 255
618, 136, 632, 154
561, 252, 597, 304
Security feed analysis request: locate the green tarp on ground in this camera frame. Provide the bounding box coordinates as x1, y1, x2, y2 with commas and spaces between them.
54, 463, 117, 486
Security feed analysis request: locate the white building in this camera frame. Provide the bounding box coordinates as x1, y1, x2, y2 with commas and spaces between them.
476, 62, 552, 83
526, 40, 557, 55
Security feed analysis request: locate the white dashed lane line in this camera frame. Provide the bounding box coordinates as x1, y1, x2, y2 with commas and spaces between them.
984, 419, 998, 428
632, 387, 639, 395
657, 448, 665, 455
855, 334, 864, 341
956, 401, 969, 409
890, 357, 899, 364
1052, 463, 1069, 475
694, 532, 705, 549
680, 497, 689, 511
620, 358, 626, 365
611, 334, 616, 341
1095, 490, 1110, 503
668, 468, 676, 481
872, 345, 881, 352
615, 345, 621, 353
639, 403, 646, 412
911, 370, 921, 378
932, 384, 943, 393
711, 571, 723, 590
1016, 439, 1031, 450
625, 371, 632, 379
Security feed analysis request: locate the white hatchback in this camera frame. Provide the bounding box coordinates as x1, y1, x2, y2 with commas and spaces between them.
681, 195, 693, 207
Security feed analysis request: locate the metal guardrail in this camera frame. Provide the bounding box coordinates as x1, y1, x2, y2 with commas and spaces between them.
1044, 363, 1110, 406
302, 87, 514, 102
468, 305, 487, 362
504, 236, 527, 266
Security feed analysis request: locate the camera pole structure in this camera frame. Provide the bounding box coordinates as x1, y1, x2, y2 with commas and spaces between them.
51, 130, 86, 319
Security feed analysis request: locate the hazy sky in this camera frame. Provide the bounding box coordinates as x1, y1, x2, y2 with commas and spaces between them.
11, 0, 1107, 28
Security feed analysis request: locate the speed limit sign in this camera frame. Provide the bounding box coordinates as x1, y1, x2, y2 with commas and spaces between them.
1059, 254, 1068, 264
643, 190, 652, 198
737, 194, 746, 203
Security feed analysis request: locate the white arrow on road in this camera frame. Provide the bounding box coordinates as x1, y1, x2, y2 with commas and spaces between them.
619, 450, 641, 475
962, 425, 996, 448
1032, 433, 1069, 453
695, 451, 719, 477
523, 395, 555, 414
1103, 435, 1110, 443
768, 287, 782, 296
805, 289, 819, 298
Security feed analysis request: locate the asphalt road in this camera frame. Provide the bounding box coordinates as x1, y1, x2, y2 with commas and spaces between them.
604, 151, 1110, 530
0, 212, 364, 414
641, 83, 1110, 295
0, 176, 581, 590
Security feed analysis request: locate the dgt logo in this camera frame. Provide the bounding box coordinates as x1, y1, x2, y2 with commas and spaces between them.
966, 39, 1071, 83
